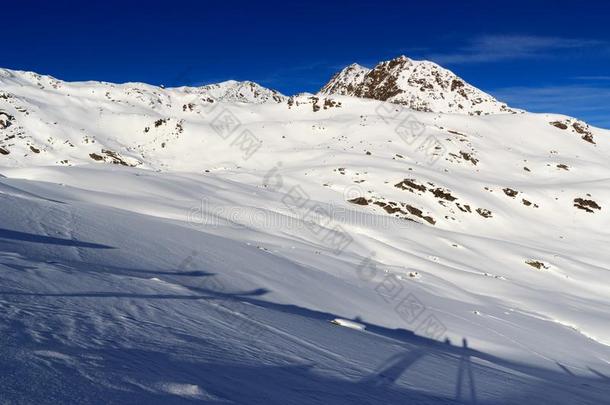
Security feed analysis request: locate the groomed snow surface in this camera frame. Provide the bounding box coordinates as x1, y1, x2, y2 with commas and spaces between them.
0, 66, 609, 404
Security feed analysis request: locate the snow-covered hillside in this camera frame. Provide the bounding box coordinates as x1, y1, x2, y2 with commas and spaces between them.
1, 62, 609, 404
320, 56, 519, 115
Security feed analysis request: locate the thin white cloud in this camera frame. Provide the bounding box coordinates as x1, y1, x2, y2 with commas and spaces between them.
490, 85, 610, 128
426, 35, 605, 64
574, 76, 610, 81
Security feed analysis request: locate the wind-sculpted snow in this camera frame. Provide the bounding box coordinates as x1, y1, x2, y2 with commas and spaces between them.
0, 166, 609, 404
0, 64, 609, 403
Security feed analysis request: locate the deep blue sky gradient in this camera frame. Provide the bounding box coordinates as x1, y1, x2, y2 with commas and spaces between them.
3, 0, 610, 127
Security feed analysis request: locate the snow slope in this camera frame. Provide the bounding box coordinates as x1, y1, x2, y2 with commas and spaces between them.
0, 63, 609, 404
320, 56, 519, 115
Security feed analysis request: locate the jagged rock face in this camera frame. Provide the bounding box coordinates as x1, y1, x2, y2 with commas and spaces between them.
0, 111, 13, 129
320, 55, 518, 115
319, 64, 369, 96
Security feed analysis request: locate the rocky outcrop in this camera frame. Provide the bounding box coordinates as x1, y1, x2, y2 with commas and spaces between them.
320, 55, 518, 115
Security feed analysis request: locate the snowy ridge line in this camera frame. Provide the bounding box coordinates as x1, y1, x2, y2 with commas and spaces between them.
1, 55, 610, 403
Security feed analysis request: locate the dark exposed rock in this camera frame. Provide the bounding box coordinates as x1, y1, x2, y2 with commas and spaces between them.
311, 97, 321, 112
572, 122, 595, 144
348, 197, 369, 206
476, 208, 492, 218
405, 205, 436, 224
90, 150, 137, 167
459, 151, 478, 166
456, 203, 471, 213
395, 179, 426, 192
574, 198, 601, 213
0, 111, 14, 129
550, 121, 568, 130
323, 98, 341, 109
431, 188, 457, 201
378, 202, 404, 214
526, 260, 549, 270
102, 149, 133, 166
319, 56, 516, 115
450, 79, 464, 91
550, 119, 595, 144
503, 188, 519, 197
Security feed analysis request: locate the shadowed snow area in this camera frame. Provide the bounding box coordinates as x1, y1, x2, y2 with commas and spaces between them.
0, 167, 609, 404
0, 61, 610, 403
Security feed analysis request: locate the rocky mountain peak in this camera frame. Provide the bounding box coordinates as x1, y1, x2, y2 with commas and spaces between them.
319, 55, 518, 115
319, 63, 370, 96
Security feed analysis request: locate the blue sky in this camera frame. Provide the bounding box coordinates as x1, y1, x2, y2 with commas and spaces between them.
3, 0, 610, 127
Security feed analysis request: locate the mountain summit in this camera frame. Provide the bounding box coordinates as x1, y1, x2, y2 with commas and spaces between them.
1, 59, 610, 404
320, 55, 517, 115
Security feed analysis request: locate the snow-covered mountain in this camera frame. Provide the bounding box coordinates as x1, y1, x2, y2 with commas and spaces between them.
320, 55, 518, 115
179, 79, 286, 104
1, 62, 609, 404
